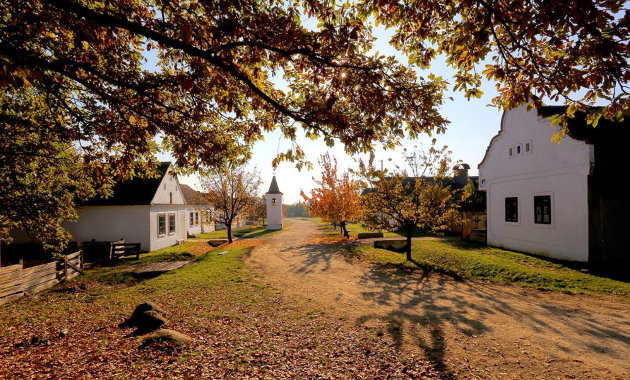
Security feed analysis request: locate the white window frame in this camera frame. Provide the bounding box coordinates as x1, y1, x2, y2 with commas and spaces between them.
189, 212, 194, 227
158, 213, 167, 237
168, 213, 176, 235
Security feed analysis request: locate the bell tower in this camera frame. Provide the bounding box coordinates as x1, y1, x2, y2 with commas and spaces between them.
265, 175, 283, 230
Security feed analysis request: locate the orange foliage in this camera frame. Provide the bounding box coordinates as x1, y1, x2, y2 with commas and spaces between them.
301, 153, 361, 238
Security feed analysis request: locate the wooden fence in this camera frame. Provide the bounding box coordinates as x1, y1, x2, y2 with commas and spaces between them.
0, 251, 83, 306
449, 212, 487, 238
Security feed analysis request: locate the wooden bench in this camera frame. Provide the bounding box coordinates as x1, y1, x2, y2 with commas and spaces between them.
108, 239, 141, 261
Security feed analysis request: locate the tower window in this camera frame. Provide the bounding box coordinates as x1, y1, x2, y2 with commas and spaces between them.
509, 147, 513, 157
272, 197, 277, 206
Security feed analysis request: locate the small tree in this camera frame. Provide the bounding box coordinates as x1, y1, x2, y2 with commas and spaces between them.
200, 165, 261, 243
301, 153, 361, 238
248, 196, 267, 226
358, 144, 461, 260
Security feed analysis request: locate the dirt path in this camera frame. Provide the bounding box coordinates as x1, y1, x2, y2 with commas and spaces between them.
246, 219, 630, 379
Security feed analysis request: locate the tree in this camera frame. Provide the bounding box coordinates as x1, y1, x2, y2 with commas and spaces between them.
248, 196, 267, 226
358, 144, 461, 260
0, 97, 96, 253
285, 203, 311, 218
200, 165, 261, 243
1, 0, 448, 251
301, 153, 361, 238
363, 0, 629, 129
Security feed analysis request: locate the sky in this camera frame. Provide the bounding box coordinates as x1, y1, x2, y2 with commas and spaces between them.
163, 24, 504, 204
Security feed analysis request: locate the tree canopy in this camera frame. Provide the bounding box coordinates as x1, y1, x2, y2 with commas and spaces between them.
363, 0, 629, 128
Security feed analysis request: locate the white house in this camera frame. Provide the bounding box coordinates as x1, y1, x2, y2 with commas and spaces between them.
180, 184, 215, 236
479, 104, 629, 266
265, 176, 283, 230
64, 162, 187, 251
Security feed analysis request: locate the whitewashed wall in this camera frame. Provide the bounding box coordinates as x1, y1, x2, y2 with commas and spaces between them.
479, 105, 593, 262
151, 166, 186, 205
149, 205, 187, 251
64, 206, 151, 250
265, 193, 283, 230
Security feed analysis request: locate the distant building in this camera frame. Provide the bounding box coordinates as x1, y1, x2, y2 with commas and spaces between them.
265, 176, 283, 230
179, 184, 215, 237
479, 105, 629, 266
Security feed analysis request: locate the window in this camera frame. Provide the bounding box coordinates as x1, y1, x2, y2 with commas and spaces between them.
195, 212, 199, 225
190, 212, 194, 226
509, 147, 514, 157
534, 195, 552, 224
169, 192, 173, 204
525, 142, 531, 153
505, 197, 518, 222
158, 214, 166, 236
168, 213, 176, 234
272, 197, 277, 206
516, 144, 522, 156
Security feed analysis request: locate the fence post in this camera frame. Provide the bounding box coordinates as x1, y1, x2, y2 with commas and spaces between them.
19, 258, 23, 268
63, 256, 68, 281
77, 241, 84, 269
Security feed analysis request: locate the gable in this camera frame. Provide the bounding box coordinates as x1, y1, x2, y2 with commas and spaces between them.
478, 105, 593, 190
150, 165, 185, 205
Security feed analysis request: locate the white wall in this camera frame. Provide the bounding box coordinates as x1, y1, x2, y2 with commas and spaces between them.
265, 193, 283, 230
479, 105, 593, 262
64, 206, 151, 250
149, 205, 187, 251
152, 166, 186, 205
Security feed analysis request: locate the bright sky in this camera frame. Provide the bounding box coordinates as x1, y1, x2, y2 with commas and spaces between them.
163, 23, 503, 204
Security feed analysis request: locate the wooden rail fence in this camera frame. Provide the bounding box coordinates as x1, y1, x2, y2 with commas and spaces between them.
0, 251, 83, 306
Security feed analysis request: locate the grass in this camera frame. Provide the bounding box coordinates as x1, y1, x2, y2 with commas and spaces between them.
315, 219, 426, 239
345, 239, 630, 298
194, 224, 265, 239
0, 236, 437, 378
195, 221, 289, 240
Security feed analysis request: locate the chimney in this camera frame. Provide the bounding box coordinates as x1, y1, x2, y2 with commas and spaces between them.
453, 163, 470, 187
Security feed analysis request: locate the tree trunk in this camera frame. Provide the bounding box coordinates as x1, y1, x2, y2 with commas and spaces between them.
340, 221, 350, 238
406, 224, 413, 261
226, 222, 233, 243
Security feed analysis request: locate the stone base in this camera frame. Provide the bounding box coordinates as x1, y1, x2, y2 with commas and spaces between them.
266, 223, 282, 230
374, 239, 408, 252
357, 232, 384, 239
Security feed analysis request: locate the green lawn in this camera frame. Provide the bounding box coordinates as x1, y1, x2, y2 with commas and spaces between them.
194, 224, 268, 239
315, 219, 426, 239
0, 240, 434, 378
345, 240, 630, 298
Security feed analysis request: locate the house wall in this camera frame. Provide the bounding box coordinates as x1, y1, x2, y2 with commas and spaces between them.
479, 105, 593, 262
149, 205, 187, 251
64, 206, 152, 250
151, 166, 186, 205
265, 193, 283, 230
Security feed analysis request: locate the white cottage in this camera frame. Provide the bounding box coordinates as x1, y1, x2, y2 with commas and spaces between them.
65, 162, 187, 251
479, 104, 629, 266
180, 184, 215, 237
